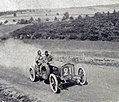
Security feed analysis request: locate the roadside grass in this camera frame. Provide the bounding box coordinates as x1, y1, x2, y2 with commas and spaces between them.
0, 84, 37, 102
53, 55, 119, 68
22, 39, 119, 68
0, 24, 28, 42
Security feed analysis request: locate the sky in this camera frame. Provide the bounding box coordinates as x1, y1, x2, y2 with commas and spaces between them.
0, 0, 119, 11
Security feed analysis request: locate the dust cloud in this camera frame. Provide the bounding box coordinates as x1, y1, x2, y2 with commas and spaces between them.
0, 39, 43, 75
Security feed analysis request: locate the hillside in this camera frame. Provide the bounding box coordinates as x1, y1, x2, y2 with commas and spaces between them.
1, 3, 119, 20
9, 10, 119, 42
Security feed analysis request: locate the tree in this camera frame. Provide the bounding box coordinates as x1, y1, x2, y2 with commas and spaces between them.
37, 18, 41, 22
62, 12, 69, 21
56, 13, 59, 16
64, 12, 69, 19
13, 19, 16, 22
13, 12, 17, 17
46, 18, 50, 21
54, 16, 58, 21
29, 17, 34, 22
107, 11, 109, 15
69, 16, 74, 21
113, 10, 116, 14
77, 15, 82, 19
94, 12, 102, 18
4, 20, 8, 24
85, 15, 90, 19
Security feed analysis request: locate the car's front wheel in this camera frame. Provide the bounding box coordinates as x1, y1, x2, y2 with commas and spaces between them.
49, 74, 59, 93
77, 67, 87, 85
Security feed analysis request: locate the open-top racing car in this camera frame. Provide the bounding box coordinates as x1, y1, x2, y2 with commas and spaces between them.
29, 61, 87, 93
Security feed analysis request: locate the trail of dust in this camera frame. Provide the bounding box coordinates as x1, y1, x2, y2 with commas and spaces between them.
0, 39, 43, 76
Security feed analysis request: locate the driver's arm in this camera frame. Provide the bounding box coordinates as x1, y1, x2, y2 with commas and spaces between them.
35, 55, 43, 65
47, 55, 53, 63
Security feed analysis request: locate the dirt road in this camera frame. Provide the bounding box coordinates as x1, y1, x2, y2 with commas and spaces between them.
0, 39, 119, 102
0, 64, 119, 102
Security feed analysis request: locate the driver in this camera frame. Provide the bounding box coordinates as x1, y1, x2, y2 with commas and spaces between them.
35, 50, 43, 66
43, 50, 53, 64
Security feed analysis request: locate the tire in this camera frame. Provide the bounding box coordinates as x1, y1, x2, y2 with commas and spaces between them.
29, 67, 37, 82
40, 64, 50, 80
77, 68, 87, 85
49, 74, 59, 93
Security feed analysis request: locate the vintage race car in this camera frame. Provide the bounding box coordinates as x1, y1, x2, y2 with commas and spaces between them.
29, 61, 87, 93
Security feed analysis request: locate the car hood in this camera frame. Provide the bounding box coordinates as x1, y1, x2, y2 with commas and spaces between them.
50, 61, 66, 68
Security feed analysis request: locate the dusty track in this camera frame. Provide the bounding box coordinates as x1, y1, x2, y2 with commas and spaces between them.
0, 39, 119, 101
0, 64, 119, 102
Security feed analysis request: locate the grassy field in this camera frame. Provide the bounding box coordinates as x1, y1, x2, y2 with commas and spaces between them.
0, 24, 29, 39
23, 39, 119, 68
0, 83, 35, 102
1, 3, 119, 22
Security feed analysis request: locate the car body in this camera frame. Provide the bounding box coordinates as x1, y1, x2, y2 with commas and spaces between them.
29, 61, 87, 93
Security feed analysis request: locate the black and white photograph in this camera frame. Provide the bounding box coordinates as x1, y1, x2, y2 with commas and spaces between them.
0, 0, 119, 102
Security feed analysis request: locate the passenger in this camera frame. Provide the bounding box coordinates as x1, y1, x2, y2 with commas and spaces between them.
35, 50, 43, 66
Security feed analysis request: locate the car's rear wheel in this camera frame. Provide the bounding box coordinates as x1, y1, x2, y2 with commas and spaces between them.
77, 68, 87, 85
49, 74, 59, 93
40, 64, 50, 80
29, 67, 37, 82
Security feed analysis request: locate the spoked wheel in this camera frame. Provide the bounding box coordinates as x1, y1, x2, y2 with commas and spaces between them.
40, 64, 50, 80
49, 74, 59, 93
77, 68, 87, 85
29, 67, 37, 82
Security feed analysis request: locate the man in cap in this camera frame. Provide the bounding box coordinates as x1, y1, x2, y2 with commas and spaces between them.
44, 50, 53, 64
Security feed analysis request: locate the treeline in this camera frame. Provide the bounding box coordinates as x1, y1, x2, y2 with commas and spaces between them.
10, 10, 119, 41
0, 9, 34, 16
